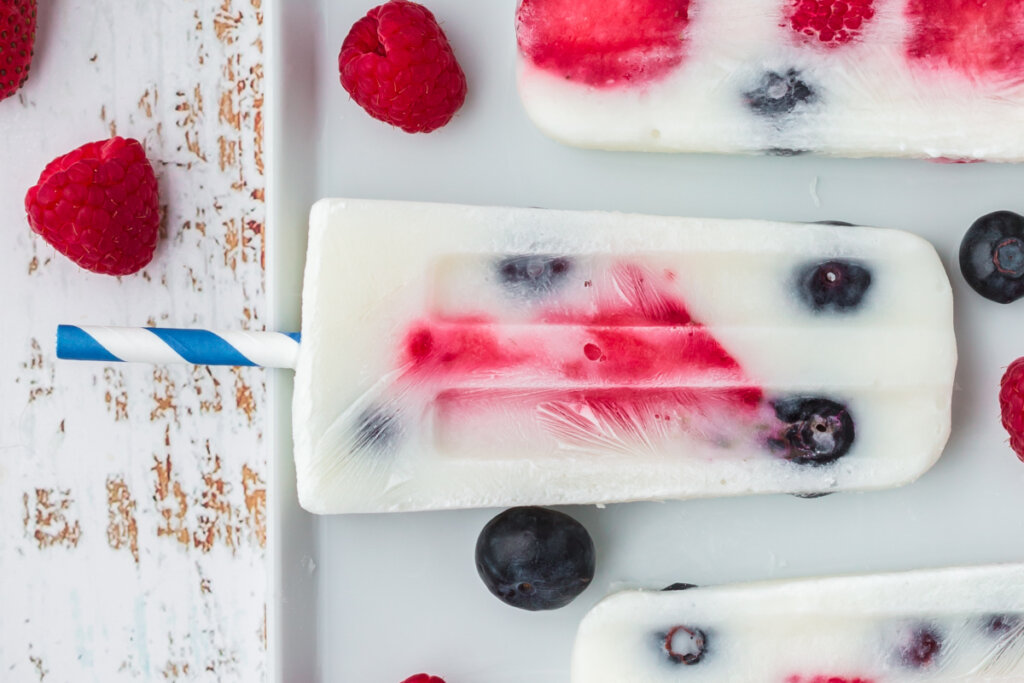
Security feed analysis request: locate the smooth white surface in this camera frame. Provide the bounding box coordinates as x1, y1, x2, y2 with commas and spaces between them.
573, 564, 1024, 681
294, 199, 954, 513
268, 0, 1024, 681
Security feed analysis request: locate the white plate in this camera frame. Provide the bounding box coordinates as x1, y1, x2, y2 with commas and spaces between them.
266, 1, 1024, 680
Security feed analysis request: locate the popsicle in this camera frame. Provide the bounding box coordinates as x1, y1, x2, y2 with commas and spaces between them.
515, 0, 1024, 160
572, 564, 1024, 682
292, 199, 954, 513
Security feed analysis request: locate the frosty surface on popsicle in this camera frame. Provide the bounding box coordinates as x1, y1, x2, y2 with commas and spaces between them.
572, 564, 1024, 682
293, 199, 955, 513
515, 0, 1024, 160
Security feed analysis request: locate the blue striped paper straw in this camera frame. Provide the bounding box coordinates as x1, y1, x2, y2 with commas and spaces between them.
57, 325, 302, 369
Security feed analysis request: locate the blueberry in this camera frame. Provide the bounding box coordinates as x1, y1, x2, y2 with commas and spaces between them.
766, 147, 807, 156
744, 69, 817, 118
475, 506, 595, 611
959, 211, 1024, 303
797, 260, 872, 313
769, 397, 854, 465
654, 625, 708, 665
662, 582, 697, 591
896, 625, 942, 668
496, 255, 572, 296
790, 491, 833, 499
352, 406, 401, 451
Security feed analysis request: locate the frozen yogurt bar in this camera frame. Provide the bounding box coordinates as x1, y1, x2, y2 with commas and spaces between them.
293, 199, 955, 513
516, 0, 1024, 160
573, 564, 1024, 682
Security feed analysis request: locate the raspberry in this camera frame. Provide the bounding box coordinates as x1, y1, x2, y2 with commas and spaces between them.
1000, 357, 1024, 461
787, 0, 875, 46
338, 1, 466, 133
24, 137, 161, 276
0, 0, 36, 100
400, 676, 445, 683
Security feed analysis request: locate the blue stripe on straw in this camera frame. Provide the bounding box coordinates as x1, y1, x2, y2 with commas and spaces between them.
145, 328, 257, 366
56, 325, 124, 363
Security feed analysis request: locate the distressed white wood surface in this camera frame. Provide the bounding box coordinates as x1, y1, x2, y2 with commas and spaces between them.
0, 1, 267, 680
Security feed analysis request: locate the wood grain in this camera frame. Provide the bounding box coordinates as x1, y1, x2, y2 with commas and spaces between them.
0, 1, 268, 680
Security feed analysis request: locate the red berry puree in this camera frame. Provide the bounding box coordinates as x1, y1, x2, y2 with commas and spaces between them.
905, 0, 1024, 82
516, 0, 692, 87
399, 262, 762, 442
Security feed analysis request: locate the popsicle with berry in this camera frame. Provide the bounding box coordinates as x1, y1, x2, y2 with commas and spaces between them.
572, 564, 1024, 682
516, 0, 1024, 160
289, 200, 954, 512
58, 200, 955, 513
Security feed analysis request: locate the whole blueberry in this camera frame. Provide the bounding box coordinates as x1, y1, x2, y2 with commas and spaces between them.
959, 211, 1024, 303
797, 260, 872, 313
475, 506, 595, 611
744, 69, 817, 118
769, 397, 855, 465
496, 255, 572, 297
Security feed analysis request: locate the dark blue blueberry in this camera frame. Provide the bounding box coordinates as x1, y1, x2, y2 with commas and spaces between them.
475, 506, 595, 611
797, 260, 872, 313
653, 625, 708, 665
744, 69, 817, 118
496, 255, 572, 296
896, 625, 942, 668
662, 582, 697, 591
352, 406, 401, 451
769, 397, 854, 466
959, 211, 1024, 304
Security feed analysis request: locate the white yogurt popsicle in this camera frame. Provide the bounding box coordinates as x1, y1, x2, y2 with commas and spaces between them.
573, 564, 1024, 682
293, 199, 955, 513
515, 0, 1024, 161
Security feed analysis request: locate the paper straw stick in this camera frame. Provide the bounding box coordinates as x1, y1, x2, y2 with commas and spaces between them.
57, 325, 301, 369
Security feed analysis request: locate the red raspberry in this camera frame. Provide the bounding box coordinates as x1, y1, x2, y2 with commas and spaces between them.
0, 0, 36, 100
400, 676, 445, 683
24, 137, 161, 276
1000, 357, 1024, 461
787, 0, 875, 46
339, 1, 466, 133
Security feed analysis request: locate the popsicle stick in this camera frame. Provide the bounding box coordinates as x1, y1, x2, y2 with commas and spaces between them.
56, 325, 301, 369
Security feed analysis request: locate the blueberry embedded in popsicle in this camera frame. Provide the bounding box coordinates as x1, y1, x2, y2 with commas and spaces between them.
959, 211, 1024, 303
895, 624, 943, 668
496, 254, 572, 297
352, 405, 402, 451
744, 69, 818, 118
653, 624, 708, 665
769, 397, 855, 465
475, 506, 595, 611
797, 260, 873, 313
